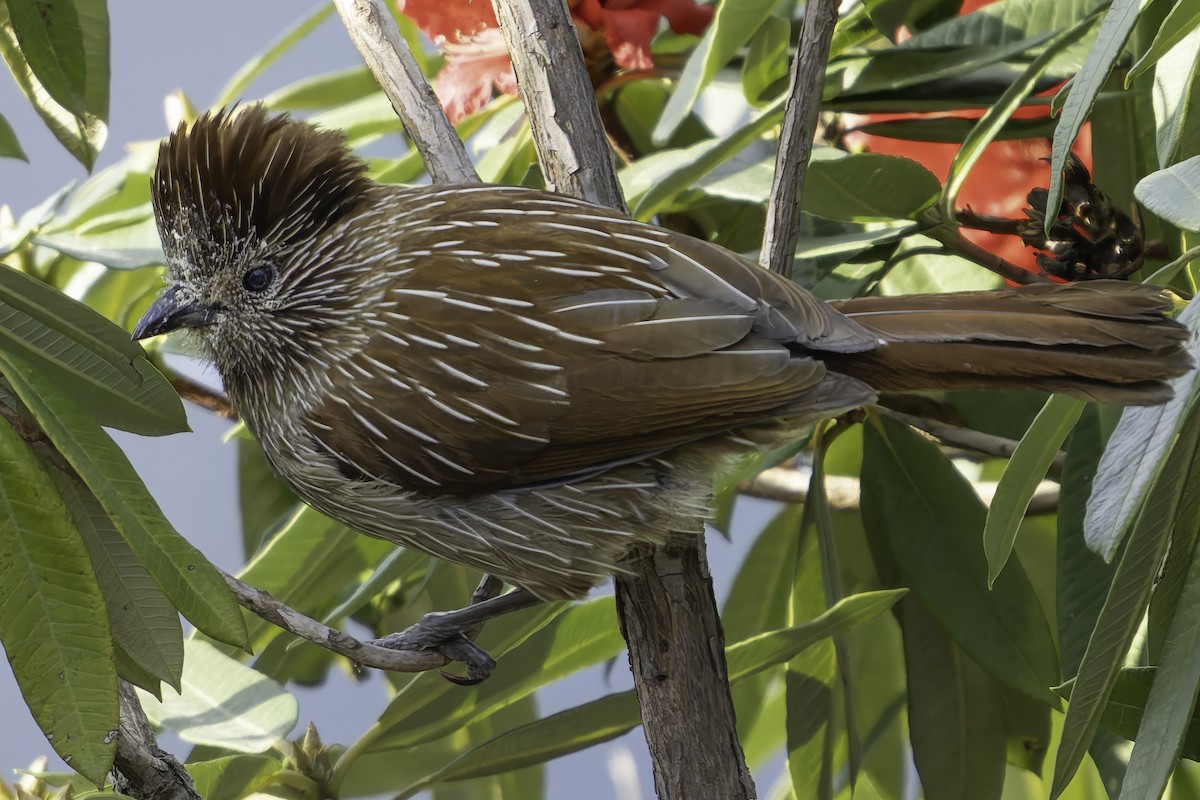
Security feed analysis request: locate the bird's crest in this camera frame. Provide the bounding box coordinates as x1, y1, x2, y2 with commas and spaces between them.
152, 104, 374, 271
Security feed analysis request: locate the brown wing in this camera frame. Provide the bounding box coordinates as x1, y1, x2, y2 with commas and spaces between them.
303, 186, 876, 493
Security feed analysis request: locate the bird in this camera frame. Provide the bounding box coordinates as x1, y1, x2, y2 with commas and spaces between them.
134, 106, 1191, 660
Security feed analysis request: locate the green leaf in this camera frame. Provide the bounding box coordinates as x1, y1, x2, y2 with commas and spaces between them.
1122, 470, 1200, 799
385, 588, 904, 797
1047, 0, 1142, 235
653, 0, 779, 141
264, 67, 379, 110
984, 396, 1085, 586
373, 598, 623, 750
35, 216, 165, 270
1136, 156, 1200, 230
625, 95, 786, 219
861, 415, 1061, 703
723, 504, 804, 642
138, 639, 298, 753
941, 10, 1102, 222
186, 754, 282, 800
741, 13, 790, 105
0, 351, 248, 648
1057, 408, 1115, 676
1129, 0, 1200, 79
6, 0, 87, 117
0, 263, 187, 436
850, 115, 1058, 143
0, 0, 107, 168
214, 3, 336, 107
1084, 298, 1200, 557
0, 110, 26, 160
900, 596, 1006, 800
237, 437, 298, 558
0, 416, 116, 783
1050, 410, 1200, 797
49, 468, 183, 692
1151, 24, 1200, 167
803, 152, 941, 222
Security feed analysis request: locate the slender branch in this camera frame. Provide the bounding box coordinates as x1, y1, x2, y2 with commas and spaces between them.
220, 569, 496, 675
877, 407, 1066, 470
166, 373, 237, 420
923, 223, 1050, 285
491, 0, 627, 211
761, 0, 840, 277
492, 0, 755, 796
739, 465, 1060, 515
332, 0, 479, 184
112, 681, 200, 800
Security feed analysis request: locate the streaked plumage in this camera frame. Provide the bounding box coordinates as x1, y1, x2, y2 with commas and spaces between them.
137, 107, 1192, 599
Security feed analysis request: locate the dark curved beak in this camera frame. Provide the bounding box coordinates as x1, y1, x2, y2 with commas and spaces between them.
132, 285, 216, 340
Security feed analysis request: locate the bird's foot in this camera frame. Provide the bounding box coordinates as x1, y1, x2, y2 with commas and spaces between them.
370, 579, 541, 685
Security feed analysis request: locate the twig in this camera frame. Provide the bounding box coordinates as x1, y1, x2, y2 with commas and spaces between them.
332, 0, 478, 184
877, 407, 1066, 470
739, 465, 1060, 515
112, 681, 200, 800
493, 0, 755, 796
924, 223, 1050, 285
166, 373, 237, 420
761, 0, 841, 277
220, 569, 489, 674
491, 0, 626, 211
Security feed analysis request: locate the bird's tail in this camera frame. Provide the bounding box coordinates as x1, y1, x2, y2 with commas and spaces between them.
820, 281, 1193, 405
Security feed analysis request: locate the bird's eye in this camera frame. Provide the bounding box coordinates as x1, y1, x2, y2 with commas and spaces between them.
242, 266, 274, 293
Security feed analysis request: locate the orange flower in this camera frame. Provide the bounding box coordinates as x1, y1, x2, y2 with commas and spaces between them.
397, 0, 713, 121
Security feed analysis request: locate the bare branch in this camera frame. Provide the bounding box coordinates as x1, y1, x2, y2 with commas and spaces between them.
739, 465, 1060, 515
877, 407, 1066, 470
491, 0, 627, 211
166, 373, 237, 420
491, 0, 754, 796
220, 569, 477, 674
332, 0, 479, 184
112, 681, 200, 800
923, 223, 1050, 285
761, 0, 840, 276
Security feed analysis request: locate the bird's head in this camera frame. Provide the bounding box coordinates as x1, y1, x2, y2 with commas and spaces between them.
134, 105, 387, 386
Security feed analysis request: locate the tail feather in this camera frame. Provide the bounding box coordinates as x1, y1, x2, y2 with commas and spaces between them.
821, 281, 1192, 405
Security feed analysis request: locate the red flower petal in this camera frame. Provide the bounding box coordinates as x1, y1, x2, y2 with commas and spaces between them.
396, 0, 497, 41
435, 28, 517, 122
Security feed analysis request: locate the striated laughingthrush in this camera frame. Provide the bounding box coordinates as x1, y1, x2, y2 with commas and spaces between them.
134, 107, 1191, 602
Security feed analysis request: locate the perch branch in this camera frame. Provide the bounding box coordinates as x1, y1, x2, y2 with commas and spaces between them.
332, 0, 478, 183
761, 0, 840, 277
166, 372, 237, 420
112, 681, 200, 800
493, 0, 755, 796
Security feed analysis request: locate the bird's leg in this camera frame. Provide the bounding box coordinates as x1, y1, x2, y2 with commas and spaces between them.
371, 581, 542, 684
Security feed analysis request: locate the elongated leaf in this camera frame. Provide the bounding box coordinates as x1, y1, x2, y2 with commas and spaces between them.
900, 0, 1104, 51
0, 264, 186, 436
901, 596, 1006, 800
7, 0, 87, 117
1051, 409, 1200, 797
138, 639, 298, 753
1136, 156, 1200, 231
388, 588, 904, 795
985, 396, 1085, 585
0, 351, 247, 648
0, 0, 106, 168
862, 415, 1060, 703
0, 110, 26, 160
1122, 468, 1200, 799
742, 14, 789, 105
0, 417, 116, 783
1151, 24, 1200, 168
186, 754, 282, 800
1047, 0, 1142, 234
626, 95, 786, 219
804, 152, 940, 222
49, 468, 183, 692
215, 3, 335, 107
1130, 0, 1200, 79
653, 0, 777, 141
941, 11, 1102, 221
1057, 408, 1115, 676
373, 598, 622, 750
264, 67, 378, 110
1085, 298, 1200, 557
